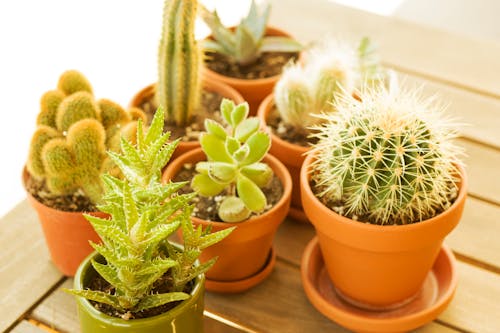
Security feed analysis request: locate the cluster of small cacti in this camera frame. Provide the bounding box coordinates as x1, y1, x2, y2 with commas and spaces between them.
157, 0, 201, 127
309, 83, 461, 225
200, 0, 302, 66
192, 99, 273, 222
274, 37, 383, 132
27, 70, 146, 204
66, 108, 233, 314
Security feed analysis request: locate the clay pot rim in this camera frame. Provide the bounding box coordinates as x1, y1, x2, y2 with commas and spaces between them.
300, 151, 468, 233
257, 93, 309, 156
162, 147, 292, 230
202, 26, 298, 87
74, 251, 205, 326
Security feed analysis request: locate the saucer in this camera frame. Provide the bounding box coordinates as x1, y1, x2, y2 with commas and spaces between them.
205, 247, 276, 293
301, 237, 457, 333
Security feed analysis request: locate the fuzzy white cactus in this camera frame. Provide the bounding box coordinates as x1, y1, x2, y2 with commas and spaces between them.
309, 82, 462, 225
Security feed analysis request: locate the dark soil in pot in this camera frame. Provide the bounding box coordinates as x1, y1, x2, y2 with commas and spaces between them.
137, 89, 225, 143
205, 52, 299, 80
25, 176, 96, 212
88, 272, 194, 320
173, 163, 284, 222
267, 106, 318, 147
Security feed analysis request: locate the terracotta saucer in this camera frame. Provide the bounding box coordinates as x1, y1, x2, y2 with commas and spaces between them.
205, 247, 276, 293
288, 206, 310, 223
301, 237, 458, 333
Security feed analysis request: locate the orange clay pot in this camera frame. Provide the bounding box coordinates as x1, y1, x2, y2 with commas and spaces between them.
202, 26, 297, 115
23, 168, 105, 276
162, 148, 292, 288
129, 79, 243, 161
257, 93, 309, 223
300, 153, 467, 309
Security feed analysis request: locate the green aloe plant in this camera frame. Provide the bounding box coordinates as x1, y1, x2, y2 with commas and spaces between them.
200, 0, 302, 66
66, 107, 233, 315
192, 99, 273, 222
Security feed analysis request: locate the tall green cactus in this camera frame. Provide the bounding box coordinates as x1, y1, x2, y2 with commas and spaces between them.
27, 70, 147, 206
309, 84, 462, 225
157, 0, 201, 127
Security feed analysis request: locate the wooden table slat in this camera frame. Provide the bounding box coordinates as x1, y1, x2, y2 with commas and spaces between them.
270, 0, 500, 98
0, 201, 63, 333
10, 321, 47, 333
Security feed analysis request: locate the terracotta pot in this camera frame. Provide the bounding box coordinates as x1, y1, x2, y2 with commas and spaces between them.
300, 153, 467, 308
23, 168, 104, 276
202, 26, 298, 115
257, 93, 309, 223
129, 79, 244, 161
74, 251, 205, 333
162, 148, 292, 290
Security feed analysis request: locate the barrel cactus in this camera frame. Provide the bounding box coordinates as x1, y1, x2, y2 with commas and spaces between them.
274, 38, 384, 132
309, 83, 462, 225
27, 70, 146, 205
157, 0, 201, 127
192, 99, 273, 222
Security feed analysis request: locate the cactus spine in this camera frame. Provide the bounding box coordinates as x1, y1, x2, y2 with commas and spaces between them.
157, 0, 201, 127
309, 84, 462, 225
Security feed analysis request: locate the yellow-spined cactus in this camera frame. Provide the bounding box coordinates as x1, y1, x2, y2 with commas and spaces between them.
26, 70, 146, 206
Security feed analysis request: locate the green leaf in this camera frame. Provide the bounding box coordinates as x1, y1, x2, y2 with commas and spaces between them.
175, 258, 217, 287
233, 145, 250, 163
205, 119, 227, 140
123, 183, 138, 232
199, 5, 236, 54
150, 138, 179, 177
242, 0, 270, 41
241, 163, 273, 187
260, 36, 303, 53
235, 117, 260, 142
91, 261, 126, 291
237, 174, 267, 212
225, 137, 240, 156
207, 162, 237, 184
64, 289, 122, 310
200, 133, 233, 163
218, 196, 251, 222
191, 174, 226, 197
230, 102, 250, 127
220, 99, 235, 126
144, 221, 182, 250
119, 136, 144, 172
199, 227, 235, 249
202, 40, 232, 57
235, 25, 260, 65
241, 132, 270, 165
135, 292, 190, 312
145, 106, 166, 146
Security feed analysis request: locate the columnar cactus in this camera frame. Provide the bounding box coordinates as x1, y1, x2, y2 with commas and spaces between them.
157, 0, 201, 127
192, 99, 273, 222
200, 0, 302, 66
27, 70, 146, 205
274, 38, 383, 132
309, 83, 462, 225
66, 108, 233, 315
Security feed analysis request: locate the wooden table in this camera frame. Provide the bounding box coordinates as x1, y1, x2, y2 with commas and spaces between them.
2, 1, 499, 332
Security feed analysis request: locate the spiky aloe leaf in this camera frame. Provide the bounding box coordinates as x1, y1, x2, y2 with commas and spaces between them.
135, 293, 190, 312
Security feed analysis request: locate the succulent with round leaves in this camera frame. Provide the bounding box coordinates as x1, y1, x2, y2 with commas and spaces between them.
309, 82, 462, 225
200, 0, 302, 66
192, 99, 273, 222
157, 0, 201, 127
65, 107, 233, 316
274, 37, 384, 133
27, 70, 146, 205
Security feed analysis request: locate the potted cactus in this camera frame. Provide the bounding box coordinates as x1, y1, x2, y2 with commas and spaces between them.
23, 70, 146, 276
299, 82, 467, 329
66, 107, 233, 333
130, 0, 243, 160
258, 37, 384, 222
163, 99, 292, 293
200, 0, 303, 114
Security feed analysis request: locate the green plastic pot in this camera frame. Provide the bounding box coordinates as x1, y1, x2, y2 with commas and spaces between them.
73, 251, 205, 333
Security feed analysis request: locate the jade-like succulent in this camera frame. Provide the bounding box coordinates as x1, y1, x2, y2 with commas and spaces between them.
200, 0, 302, 66
309, 83, 462, 225
66, 107, 233, 316
157, 0, 201, 127
27, 70, 146, 205
192, 99, 273, 222
274, 37, 384, 132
